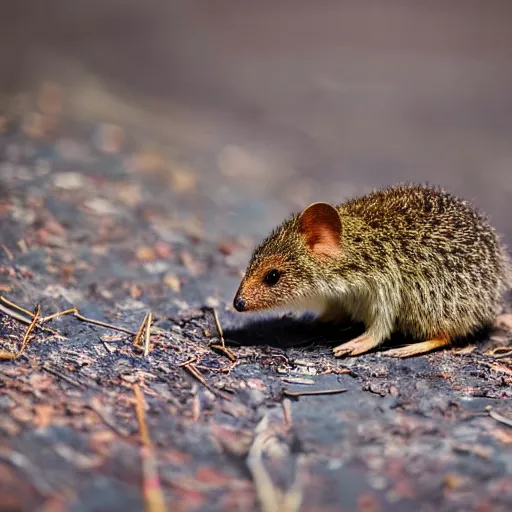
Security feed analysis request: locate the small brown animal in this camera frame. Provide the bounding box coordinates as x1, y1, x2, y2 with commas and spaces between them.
233, 184, 511, 358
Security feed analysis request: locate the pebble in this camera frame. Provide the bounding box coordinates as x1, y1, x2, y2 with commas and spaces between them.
54, 172, 87, 190
83, 198, 120, 216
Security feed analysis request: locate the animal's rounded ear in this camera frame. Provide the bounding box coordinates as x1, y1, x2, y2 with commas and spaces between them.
298, 202, 342, 258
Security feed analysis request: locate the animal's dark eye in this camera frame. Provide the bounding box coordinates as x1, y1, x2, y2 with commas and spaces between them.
264, 269, 281, 286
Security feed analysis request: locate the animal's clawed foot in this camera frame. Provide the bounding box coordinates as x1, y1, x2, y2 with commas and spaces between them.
333, 333, 379, 357
383, 345, 422, 358
383, 337, 452, 358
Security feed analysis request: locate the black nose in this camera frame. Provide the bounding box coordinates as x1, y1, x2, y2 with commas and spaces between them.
234, 296, 246, 312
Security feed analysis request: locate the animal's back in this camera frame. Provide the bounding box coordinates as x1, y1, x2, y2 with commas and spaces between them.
338, 184, 510, 339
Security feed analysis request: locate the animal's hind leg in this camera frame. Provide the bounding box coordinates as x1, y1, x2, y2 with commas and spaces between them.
384, 335, 451, 358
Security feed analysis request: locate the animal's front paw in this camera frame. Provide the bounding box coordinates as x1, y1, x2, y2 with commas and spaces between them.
333, 333, 379, 357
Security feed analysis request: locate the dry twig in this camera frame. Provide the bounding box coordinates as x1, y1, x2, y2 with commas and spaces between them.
183, 363, 232, 401
43, 364, 87, 389
42, 306, 137, 336
133, 312, 153, 357
0, 304, 41, 360
282, 388, 348, 398
1, 295, 34, 317
247, 415, 303, 512
488, 408, 512, 428
1, 244, 14, 261
0, 299, 60, 336
144, 312, 152, 357
133, 312, 149, 348
134, 384, 166, 512
209, 307, 236, 361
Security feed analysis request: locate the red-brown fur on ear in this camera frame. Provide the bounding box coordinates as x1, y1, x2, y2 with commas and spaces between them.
298, 202, 342, 257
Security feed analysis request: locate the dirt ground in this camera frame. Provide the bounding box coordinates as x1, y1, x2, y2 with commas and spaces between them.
1, 2, 512, 512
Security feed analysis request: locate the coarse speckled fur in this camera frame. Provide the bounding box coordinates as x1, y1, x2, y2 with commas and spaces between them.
233, 183, 511, 356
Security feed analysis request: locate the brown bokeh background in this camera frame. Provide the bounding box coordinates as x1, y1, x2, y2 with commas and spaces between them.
2, 0, 512, 240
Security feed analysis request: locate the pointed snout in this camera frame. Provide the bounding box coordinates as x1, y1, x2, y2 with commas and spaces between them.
233, 295, 246, 312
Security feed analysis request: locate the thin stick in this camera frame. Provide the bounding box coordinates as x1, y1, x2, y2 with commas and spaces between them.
489, 409, 512, 428
183, 363, 232, 401
0, 304, 41, 360
0, 303, 60, 336
282, 388, 348, 398
184, 363, 209, 388
144, 313, 152, 357
133, 313, 149, 348
178, 357, 198, 367
212, 308, 225, 347
42, 307, 77, 323
75, 311, 137, 336
1, 244, 14, 261
210, 308, 236, 361
43, 364, 86, 389
41, 305, 137, 336
134, 384, 166, 512
1, 296, 34, 317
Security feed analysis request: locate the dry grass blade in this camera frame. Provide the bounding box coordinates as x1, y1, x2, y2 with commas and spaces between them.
144, 312, 152, 357
0, 304, 41, 360
134, 384, 166, 512
489, 409, 512, 428
1, 295, 34, 317
133, 312, 149, 349
282, 388, 348, 397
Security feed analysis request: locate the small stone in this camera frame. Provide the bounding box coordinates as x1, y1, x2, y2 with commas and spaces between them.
83, 198, 119, 216
54, 172, 87, 190
143, 261, 169, 274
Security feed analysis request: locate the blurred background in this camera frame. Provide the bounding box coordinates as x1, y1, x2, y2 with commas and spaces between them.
2, 0, 512, 242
